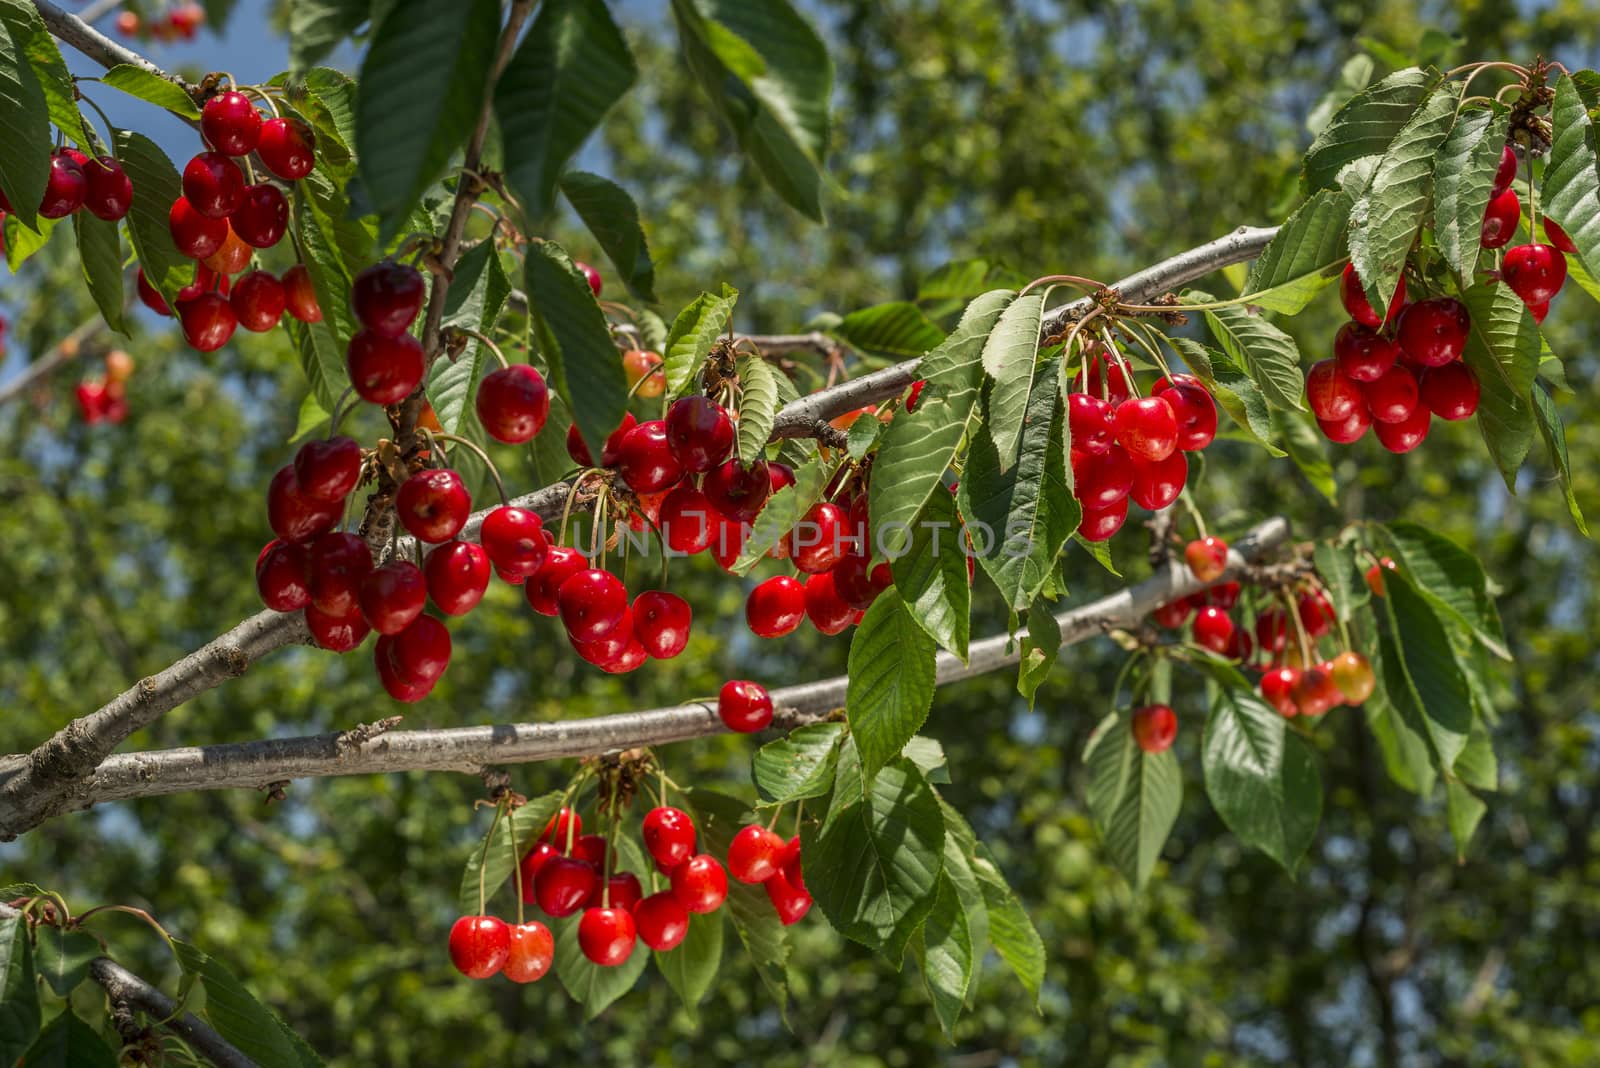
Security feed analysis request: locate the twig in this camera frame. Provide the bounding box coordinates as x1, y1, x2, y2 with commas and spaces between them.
89, 957, 259, 1068
0, 317, 104, 410
33, 0, 197, 92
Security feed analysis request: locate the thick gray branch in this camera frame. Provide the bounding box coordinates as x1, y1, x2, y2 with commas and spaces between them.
89, 957, 258, 1068
34, 0, 196, 90
24, 520, 1288, 815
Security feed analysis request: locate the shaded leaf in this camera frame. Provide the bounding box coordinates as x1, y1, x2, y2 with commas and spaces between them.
1432, 105, 1509, 279
1084, 709, 1181, 889
72, 212, 127, 335
100, 63, 201, 118
559, 171, 656, 302
113, 130, 190, 307
431, 240, 512, 435
1458, 282, 1538, 489
655, 906, 723, 1021
1301, 67, 1437, 190
19, 1009, 117, 1068
971, 842, 1044, 1006
526, 240, 629, 460
0, 908, 39, 1063
34, 928, 99, 997
913, 874, 973, 1038
889, 488, 972, 659
1018, 599, 1060, 707
848, 591, 939, 782
832, 301, 945, 359
1541, 73, 1600, 283
0, 17, 49, 232
1530, 382, 1589, 535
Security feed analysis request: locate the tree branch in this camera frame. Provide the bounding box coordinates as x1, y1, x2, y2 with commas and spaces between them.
13, 519, 1289, 818
33, 0, 197, 92
89, 957, 259, 1068
0, 317, 105, 410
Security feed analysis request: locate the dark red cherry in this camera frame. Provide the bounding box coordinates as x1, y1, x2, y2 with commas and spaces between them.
1373, 403, 1431, 453
590, 872, 643, 913
1317, 404, 1371, 444
294, 435, 362, 502
780, 835, 806, 894
789, 501, 848, 573
642, 806, 697, 871
1502, 244, 1568, 305
307, 531, 374, 617
665, 396, 736, 472
1255, 608, 1289, 653
1544, 218, 1578, 254
182, 151, 244, 218
1067, 392, 1116, 455
1362, 364, 1419, 424
518, 842, 559, 899
255, 539, 310, 612
670, 854, 728, 914
375, 639, 436, 703
1160, 383, 1217, 451
1293, 664, 1343, 717
266, 464, 341, 543
765, 869, 812, 925
534, 856, 596, 919
257, 117, 316, 180
1113, 396, 1178, 462
576, 260, 602, 296
231, 269, 286, 331
169, 195, 228, 258
746, 576, 806, 638
1260, 667, 1301, 717
136, 269, 172, 316
616, 419, 684, 494
832, 549, 892, 609
81, 156, 132, 221
282, 264, 322, 323
178, 293, 237, 352
231, 183, 288, 247
1129, 451, 1186, 511
566, 413, 635, 468
359, 560, 427, 634
396, 468, 470, 543
728, 824, 784, 884
634, 892, 690, 951
476, 365, 549, 444
352, 260, 425, 336
176, 262, 219, 302
480, 506, 548, 577
201, 90, 262, 156
804, 570, 855, 635
1479, 187, 1520, 249
1306, 358, 1363, 421
1339, 262, 1405, 328
525, 545, 585, 616
704, 459, 771, 523
632, 590, 691, 659
1153, 597, 1192, 629
577, 907, 636, 967
1296, 589, 1336, 639
1419, 362, 1480, 421
38, 152, 86, 219
768, 462, 796, 494
1491, 143, 1517, 197
569, 833, 611, 871
1192, 606, 1234, 654
557, 568, 628, 640
1333, 322, 1399, 382
346, 328, 425, 405
1131, 704, 1177, 753
425, 540, 490, 616
1201, 581, 1240, 610
539, 807, 582, 847
659, 485, 716, 554
1396, 298, 1470, 367
305, 601, 370, 652
389, 614, 451, 685
448, 915, 509, 979
1071, 352, 1132, 404
718, 679, 773, 732
502, 921, 554, 984
1070, 446, 1135, 509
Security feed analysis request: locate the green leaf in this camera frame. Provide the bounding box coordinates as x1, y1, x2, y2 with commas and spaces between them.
959, 362, 1077, 612
0, 908, 40, 1062
114, 130, 190, 308
1241, 189, 1352, 313
431, 240, 512, 435
34, 928, 99, 997
1364, 672, 1437, 796
870, 291, 1014, 561
526, 240, 629, 460
1200, 667, 1322, 872
732, 456, 830, 573
356, 0, 500, 241
1444, 781, 1486, 858
1347, 82, 1460, 319
1084, 710, 1181, 889
99, 63, 201, 119
173, 941, 305, 1067
0, 0, 86, 146
655, 907, 723, 1021
0, 211, 57, 267
889, 488, 971, 660
1168, 338, 1284, 455
661, 286, 738, 398
19, 1009, 117, 1068
1018, 600, 1060, 707
1456, 714, 1498, 793
1305, 53, 1375, 136
0, 18, 49, 232
1073, 532, 1119, 576
289, 181, 362, 411
289, 0, 370, 79
1301, 67, 1438, 191
735, 350, 782, 466
913, 874, 974, 1038
802, 757, 944, 958
848, 591, 939, 782
71, 213, 127, 335
1460, 278, 1540, 490
1196, 293, 1305, 411
970, 842, 1045, 1006
917, 257, 1029, 317
1313, 541, 1368, 623
846, 413, 882, 459
559, 171, 656, 303
753, 721, 845, 805
1432, 106, 1509, 280
300, 67, 358, 164
552, 913, 650, 1018
901, 735, 949, 784
498, 0, 637, 220
671, 0, 832, 220
457, 792, 563, 916
832, 302, 945, 360
1530, 383, 1589, 536
1378, 520, 1507, 658
1277, 410, 1337, 504
1541, 74, 1600, 283
1381, 573, 1473, 772
981, 291, 1046, 471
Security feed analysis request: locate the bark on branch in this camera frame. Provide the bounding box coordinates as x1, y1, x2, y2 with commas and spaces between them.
34, 0, 197, 91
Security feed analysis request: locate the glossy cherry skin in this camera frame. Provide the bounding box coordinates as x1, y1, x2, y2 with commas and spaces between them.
1491, 143, 1517, 196
177, 293, 237, 352
448, 915, 509, 979
201, 90, 262, 155
169, 195, 227, 257
616, 419, 684, 494
1185, 537, 1229, 582
833, 549, 892, 609
1373, 402, 1431, 453
632, 590, 691, 659
136, 269, 172, 315
1396, 298, 1470, 367
282, 264, 322, 322
1129, 452, 1186, 511
1366, 557, 1397, 596
1255, 607, 1288, 653
1339, 262, 1405, 327
347, 328, 425, 405
704, 459, 772, 523
1160, 383, 1217, 451
1113, 396, 1179, 462
534, 856, 597, 919
621, 348, 664, 397
804, 570, 856, 635
539, 807, 583, 848
1480, 187, 1520, 249
425, 540, 490, 616
359, 561, 427, 635
350, 261, 424, 336
576, 260, 602, 296
204, 222, 253, 275
790, 501, 849, 573
670, 854, 729, 914
305, 602, 370, 652
1306, 358, 1364, 421
642, 806, 697, 869
38, 152, 86, 218
1330, 650, 1376, 704
518, 842, 559, 900
728, 825, 785, 884
1297, 589, 1336, 639
1419, 362, 1480, 421
256, 540, 311, 612
660, 485, 716, 554
1293, 664, 1343, 716
524, 546, 585, 616
480, 506, 548, 578
182, 152, 245, 219
1544, 218, 1578, 254
780, 835, 805, 894
719, 679, 773, 732
231, 270, 285, 331
380, 615, 451, 697
589, 871, 643, 914
1362, 364, 1419, 424
577, 907, 636, 967
81, 157, 132, 221
1131, 704, 1177, 753
1333, 322, 1399, 382
634, 892, 690, 951
1191, 606, 1235, 654
307, 531, 374, 616
295, 435, 361, 502
1071, 353, 1132, 404
1260, 667, 1301, 717
566, 413, 635, 467
1066, 392, 1116, 455
765, 869, 812, 925
747, 576, 807, 638
769, 463, 797, 494
1070, 445, 1135, 509
232, 183, 288, 247
397, 469, 470, 543
1077, 497, 1128, 542
266, 465, 341, 544
665, 396, 736, 472
502, 921, 554, 984
1317, 404, 1372, 444
557, 568, 629, 641
1153, 598, 1192, 629
257, 117, 316, 180
1502, 244, 1568, 305
476, 365, 549, 444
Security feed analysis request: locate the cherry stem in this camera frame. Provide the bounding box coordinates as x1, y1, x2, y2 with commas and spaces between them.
624, 366, 665, 402
602, 775, 622, 908
508, 800, 526, 926
1283, 587, 1314, 668
425, 430, 509, 507
240, 85, 282, 119
557, 471, 593, 547
600, 299, 637, 325
1121, 320, 1176, 380
1179, 490, 1209, 540
327, 385, 356, 438
793, 801, 805, 837
1019, 273, 1106, 297
77, 93, 120, 158
454, 326, 510, 372
765, 803, 784, 831
477, 797, 506, 917
1109, 650, 1144, 717
76, 905, 176, 948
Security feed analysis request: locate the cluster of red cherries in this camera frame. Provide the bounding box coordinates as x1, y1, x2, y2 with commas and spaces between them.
0, 146, 133, 227
1310, 144, 1570, 453
1066, 354, 1219, 542
113, 4, 204, 42
136, 87, 320, 351
74, 350, 135, 425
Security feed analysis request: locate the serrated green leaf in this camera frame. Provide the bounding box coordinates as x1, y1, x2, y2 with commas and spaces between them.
981, 291, 1046, 471
1084, 709, 1181, 888
1381, 573, 1473, 772
1277, 409, 1337, 504
431, 240, 512, 435
1530, 382, 1589, 535
1, 211, 57, 267
1166, 337, 1284, 455
735, 350, 782, 466
113, 130, 190, 308
1314, 541, 1368, 622
848, 591, 938, 782
890, 488, 971, 660
1378, 520, 1507, 658
99, 63, 201, 118
970, 842, 1044, 1006
1542, 74, 1600, 284
661, 286, 737, 398
0, 18, 49, 232
1432, 106, 1509, 279
19, 1008, 117, 1068
559, 171, 656, 302
552, 913, 650, 1018
914, 874, 973, 1038
1458, 282, 1538, 490
173, 941, 306, 1067
1074, 532, 1119, 576
732, 455, 831, 572
1305, 54, 1375, 136
526, 240, 629, 460
0, 908, 40, 1062
72, 212, 127, 335
1195, 292, 1305, 411
832, 301, 945, 359
290, 180, 364, 410
34, 928, 100, 998
289, 0, 370, 79
753, 721, 845, 805
458, 792, 563, 916
1018, 600, 1060, 707
655, 906, 723, 1021
0, 0, 86, 147
1302, 67, 1438, 191
1241, 189, 1352, 313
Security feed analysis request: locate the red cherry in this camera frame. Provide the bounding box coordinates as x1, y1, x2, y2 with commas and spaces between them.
616, 419, 684, 494
266, 464, 341, 543
1362, 364, 1419, 424
769, 463, 797, 494
1544, 218, 1578, 254
1333, 322, 1400, 382
905, 379, 928, 412
1292, 664, 1342, 716
203, 223, 252, 276
359, 561, 427, 634
305, 602, 370, 652
1067, 392, 1116, 455
789, 501, 848, 573
502, 921, 553, 984
670, 854, 728, 913
642, 806, 697, 869
201, 90, 262, 156
397, 469, 470, 543
704, 459, 772, 523
1113, 396, 1178, 462
81, 157, 132, 221
747, 576, 806, 638
1330, 650, 1376, 704
295, 435, 362, 502
1373, 403, 1431, 453
576, 260, 602, 296
181, 152, 244, 219
257, 117, 316, 180
1131, 704, 1177, 753
1502, 244, 1567, 305
1071, 445, 1135, 509
832, 549, 892, 609
518, 842, 559, 899
1529, 299, 1551, 323
1339, 262, 1405, 328
577, 907, 635, 967
177, 292, 237, 352
38, 152, 86, 218
634, 892, 690, 951
1161, 383, 1217, 451
804, 570, 855, 635
1419, 363, 1480, 421
307, 531, 373, 616
621, 348, 664, 397
282, 264, 322, 323
136, 269, 172, 316
1306, 358, 1364, 421
632, 590, 691, 659
728, 824, 785, 883
1071, 352, 1132, 404
373, 636, 431, 702
1396, 298, 1471, 367
1317, 404, 1372, 444
1192, 606, 1234, 654
229, 183, 287, 248
1153, 598, 1192, 629
568, 831, 611, 870
525, 545, 585, 615
115, 11, 138, 35
1077, 497, 1128, 542
1260, 667, 1301, 717
566, 413, 635, 467
476, 365, 549, 444
659, 485, 716, 554
1297, 589, 1336, 639
1480, 187, 1520, 249
557, 568, 628, 640
718, 679, 773, 732
425, 540, 490, 615
351, 260, 425, 336
1255, 607, 1288, 653
168, 4, 203, 39
1491, 143, 1517, 197
534, 856, 596, 919
176, 262, 220, 303
447, 915, 509, 979
780, 835, 805, 894
765, 869, 812, 925
1365, 557, 1396, 596
539, 807, 582, 846
1129, 452, 1186, 511
230, 270, 285, 331
590, 871, 644, 913
1203, 581, 1241, 610
1185, 537, 1228, 582
665, 396, 736, 472
256, 539, 310, 612
390, 614, 451, 684
346, 328, 424, 405
480, 506, 547, 577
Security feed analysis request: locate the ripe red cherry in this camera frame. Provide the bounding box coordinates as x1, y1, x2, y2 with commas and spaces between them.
665, 396, 736, 471
747, 576, 806, 638
351, 261, 425, 336
534, 856, 596, 918
632, 590, 691, 659
425, 540, 490, 616
728, 825, 785, 884
642, 806, 697, 869
1317, 404, 1372, 444
616, 419, 684, 494
621, 349, 663, 398
1129, 452, 1186, 511
670, 854, 728, 913
1373, 403, 1431, 453
1071, 352, 1132, 404
518, 843, 558, 897
1333, 322, 1400, 382
539, 807, 582, 847
178, 293, 237, 352
1339, 262, 1405, 328
804, 570, 855, 635
1419, 363, 1480, 421
525, 545, 585, 616
1491, 143, 1517, 196
790, 501, 848, 573
204, 223, 252, 275
1330, 651, 1376, 704
568, 831, 611, 869
346, 328, 425, 405
1153, 597, 1192, 629
1067, 392, 1116, 455
81, 157, 132, 221
576, 260, 602, 296
1365, 556, 1396, 596
201, 90, 262, 155
566, 413, 635, 467
475, 365, 549, 444
704, 459, 772, 522
502, 921, 553, 984
780, 835, 805, 894
1502, 244, 1567, 305
659, 485, 716, 554
136, 269, 172, 315
1480, 187, 1520, 249
396, 469, 470, 543
1529, 299, 1551, 323
387, 614, 451, 687
1185, 537, 1228, 582
1113, 396, 1178, 462
480, 506, 547, 577
307, 531, 373, 616
1255, 607, 1288, 653
447, 915, 509, 979
181, 152, 244, 219
557, 568, 628, 640
266, 465, 341, 543
832, 549, 892, 609
231, 183, 288, 247
1362, 364, 1419, 423
257, 117, 316, 180
1071, 445, 1135, 508
38, 152, 86, 218
905, 379, 928, 412
1293, 664, 1342, 716
1159, 383, 1217, 451
766, 869, 812, 925
1544, 218, 1578, 254
769, 462, 797, 494
282, 264, 322, 322
1396, 298, 1470, 367
577, 907, 635, 967
359, 561, 427, 634
1306, 358, 1364, 421
1077, 497, 1128, 542
1297, 589, 1336, 639
294, 435, 361, 502
176, 262, 220, 303
256, 540, 310, 612
305, 602, 370, 652
1131, 704, 1177, 753
634, 892, 690, 951
1202, 581, 1241, 611
1260, 667, 1301, 717
1192, 606, 1234, 654
589, 871, 642, 912
719, 679, 773, 732
231, 270, 286, 331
